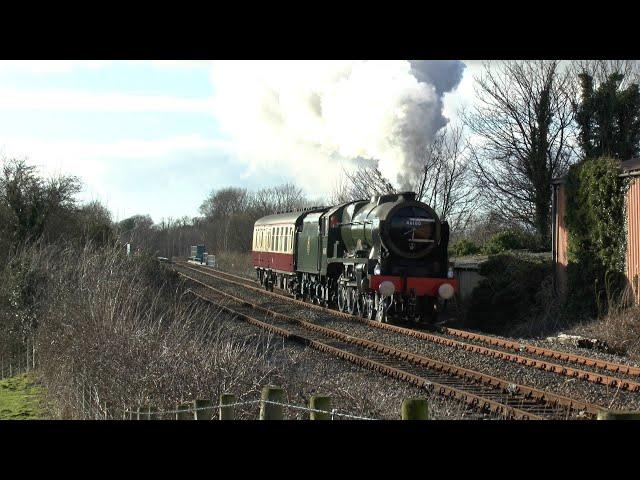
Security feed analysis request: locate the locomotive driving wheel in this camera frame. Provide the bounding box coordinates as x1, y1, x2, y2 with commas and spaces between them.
346, 287, 356, 315
376, 295, 390, 323
337, 284, 347, 312
364, 294, 375, 320
354, 291, 364, 317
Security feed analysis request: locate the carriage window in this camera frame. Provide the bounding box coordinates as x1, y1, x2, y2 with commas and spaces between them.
288, 227, 292, 253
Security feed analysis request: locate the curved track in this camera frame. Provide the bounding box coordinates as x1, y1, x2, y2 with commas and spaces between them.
174, 263, 603, 420
178, 262, 640, 392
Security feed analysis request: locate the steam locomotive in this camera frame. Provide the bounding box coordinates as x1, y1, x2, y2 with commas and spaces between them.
251, 191, 457, 323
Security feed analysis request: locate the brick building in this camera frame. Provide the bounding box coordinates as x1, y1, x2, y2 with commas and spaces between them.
551, 159, 640, 303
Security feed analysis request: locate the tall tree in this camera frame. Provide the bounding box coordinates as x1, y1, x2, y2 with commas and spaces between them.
575, 70, 640, 160
0, 158, 81, 248
412, 124, 478, 233
330, 164, 396, 204
464, 61, 575, 247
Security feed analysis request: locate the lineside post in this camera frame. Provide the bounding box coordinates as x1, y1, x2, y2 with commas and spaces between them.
147, 406, 158, 420
597, 409, 640, 420
137, 406, 148, 420
219, 393, 236, 420
194, 399, 213, 420
176, 403, 193, 420
309, 395, 331, 420
260, 386, 285, 420
401, 398, 429, 420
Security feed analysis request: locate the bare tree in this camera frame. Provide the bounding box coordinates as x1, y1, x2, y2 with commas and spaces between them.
410, 124, 478, 232
252, 183, 309, 215
463, 60, 576, 247
199, 187, 250, 252
330, 164, 396, 204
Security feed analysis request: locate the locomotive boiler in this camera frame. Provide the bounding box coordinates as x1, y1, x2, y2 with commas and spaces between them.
251, 191, 457, 323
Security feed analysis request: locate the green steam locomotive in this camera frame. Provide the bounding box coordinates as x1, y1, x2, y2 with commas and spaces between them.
252, 191, 457, 323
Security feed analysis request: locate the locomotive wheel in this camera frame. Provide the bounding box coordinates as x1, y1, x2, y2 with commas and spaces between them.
422, 298, 438, 324
354, 292, 364, 317
365, 295, 375, 320
376, 296, 390, 323
337, 285, 346, 312
346, 288, 356, 315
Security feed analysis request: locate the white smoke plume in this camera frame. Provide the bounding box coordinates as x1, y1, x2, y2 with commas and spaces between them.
210, 60, 465, 195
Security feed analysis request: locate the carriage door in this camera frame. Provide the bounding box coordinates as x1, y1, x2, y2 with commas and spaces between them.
320, 215, 328, 272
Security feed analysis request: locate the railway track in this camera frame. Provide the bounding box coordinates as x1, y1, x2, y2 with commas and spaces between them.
174, 263, 603, 420
176, 262, 640, 393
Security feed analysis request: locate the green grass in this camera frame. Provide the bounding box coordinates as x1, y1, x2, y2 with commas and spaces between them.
0, 372, 44, 420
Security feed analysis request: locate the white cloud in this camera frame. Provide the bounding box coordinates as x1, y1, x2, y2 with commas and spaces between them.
0, 87, 215, 113
0, 134, 233, 220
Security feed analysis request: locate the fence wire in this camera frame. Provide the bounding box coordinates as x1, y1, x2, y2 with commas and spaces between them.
122, 398, 375, 420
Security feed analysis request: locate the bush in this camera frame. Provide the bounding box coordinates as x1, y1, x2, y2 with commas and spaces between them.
215, 251, 254, 277
449, 239, 480, 257
481, 230, 535, 255
565, 157, 628, 318
466, 252, 554, 333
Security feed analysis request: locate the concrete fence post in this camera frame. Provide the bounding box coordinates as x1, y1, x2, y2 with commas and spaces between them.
136, 406, 146, 420
219, 393, 236, 420
597, 409, 640, 420
260, 386, 285, 420
176, 403, 193, 420
401, 398, 429, 420
309, 395, 332, 420
147, 406, 158, 420
194, 399, 213, 420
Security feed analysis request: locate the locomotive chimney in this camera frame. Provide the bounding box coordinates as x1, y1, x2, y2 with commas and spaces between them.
400, 191, 416, 201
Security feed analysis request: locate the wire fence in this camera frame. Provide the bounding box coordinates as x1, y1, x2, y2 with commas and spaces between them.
123, 399, 375, 420
0, 353, 34, 381
70, 382, 430, 420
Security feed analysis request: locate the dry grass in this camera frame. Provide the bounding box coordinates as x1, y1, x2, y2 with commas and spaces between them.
214, 251, 254, 278
1, 243, 471, 420
569, 288, 640, 360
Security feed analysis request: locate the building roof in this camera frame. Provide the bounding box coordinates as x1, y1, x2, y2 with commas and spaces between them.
552, 158, 640, 184
621, 158, 640, 172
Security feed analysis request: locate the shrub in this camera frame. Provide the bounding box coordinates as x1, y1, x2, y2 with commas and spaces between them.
466, 252, 553, 333
564, 157, 628, 318
481, 230, 536, 255
449, 239, 480, 257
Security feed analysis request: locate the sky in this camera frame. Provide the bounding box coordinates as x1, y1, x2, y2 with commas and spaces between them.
0, 60, 481, 223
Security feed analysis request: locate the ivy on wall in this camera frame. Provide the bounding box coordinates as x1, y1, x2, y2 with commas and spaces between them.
564, 157, 628, 316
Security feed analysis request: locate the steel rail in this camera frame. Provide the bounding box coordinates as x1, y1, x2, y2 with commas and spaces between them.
207, 267, 640, 375
178, 270, 602, 419
175, 263, 640, 391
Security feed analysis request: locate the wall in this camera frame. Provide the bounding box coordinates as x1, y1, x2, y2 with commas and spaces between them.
552, 182, 569, 298
553, 174, 639, 304
454, 268, 486, 302
627, 177, 640, 303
